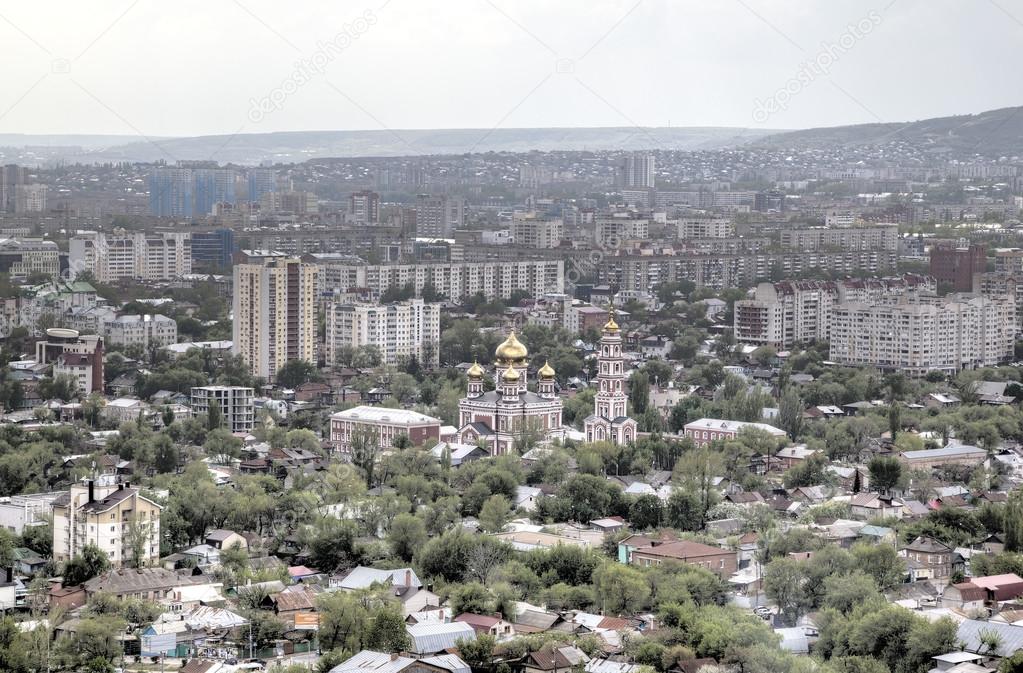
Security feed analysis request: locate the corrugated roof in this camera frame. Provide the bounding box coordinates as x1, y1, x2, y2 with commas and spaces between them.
406, 622, 476, 655
956, 619, 1023, 657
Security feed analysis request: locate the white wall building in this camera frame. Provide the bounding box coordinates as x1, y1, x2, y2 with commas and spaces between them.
326, 299, 440, 367
190, 386, 255, 433
103, 314, 178, 349
69, 231, 191, 282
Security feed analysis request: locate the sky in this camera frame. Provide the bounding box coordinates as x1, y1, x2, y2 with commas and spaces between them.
1, 0, 1021, 138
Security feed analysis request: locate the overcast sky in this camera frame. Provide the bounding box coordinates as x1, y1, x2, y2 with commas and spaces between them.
1, 0, 1021, 138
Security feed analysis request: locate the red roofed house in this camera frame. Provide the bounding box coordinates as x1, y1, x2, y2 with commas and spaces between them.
628, 540, 737, 578
454, 612, 515, 640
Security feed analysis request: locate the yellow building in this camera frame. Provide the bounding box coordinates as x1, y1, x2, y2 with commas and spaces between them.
233, 254, 317, 379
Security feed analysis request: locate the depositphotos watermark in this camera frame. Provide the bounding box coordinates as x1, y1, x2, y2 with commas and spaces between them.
249, 10, 377, 123
752, 11, 882, 123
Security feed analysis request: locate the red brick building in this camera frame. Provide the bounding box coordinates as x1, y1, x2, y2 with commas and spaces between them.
929, 243, 986, 291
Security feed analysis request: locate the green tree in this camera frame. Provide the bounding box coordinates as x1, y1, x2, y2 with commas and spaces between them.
364, 608, 411, 652
592, 562, 650, 615
778, 387, 804, 440
388, 513, 427, 562
869, 457, 903, 496
64, 544, 110, 586
478, 495, 512, 533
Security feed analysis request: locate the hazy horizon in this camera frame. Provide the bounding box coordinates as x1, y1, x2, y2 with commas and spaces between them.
2, 0, 1022, 138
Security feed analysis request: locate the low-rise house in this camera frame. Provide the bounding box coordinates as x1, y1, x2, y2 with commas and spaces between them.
406, 621, 476, 655
327, 650, 471, 673
83, 567, 206, 600
683, 418, 787, 447
898, 445, 987, 471
522, 646, 590, 673
940, 583, 988, 611
430, 442, 488, 468
775, 445, 822, 470
454, 612, 515, 640
902, 536, 961, 582
629, 539, 737, 578
205, 529, 247, 551
849, 493, 904, 520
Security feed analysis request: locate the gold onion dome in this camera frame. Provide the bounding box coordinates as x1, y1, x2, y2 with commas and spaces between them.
538, 361, 556, 380
502, 364, 521, 382
466, 360, 484, 379
604, 307, 620, 332
495, 330, 528, 362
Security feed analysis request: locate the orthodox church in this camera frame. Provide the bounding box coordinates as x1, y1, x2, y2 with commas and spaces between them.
583, 307, 638, 445
455, 307, 637, 455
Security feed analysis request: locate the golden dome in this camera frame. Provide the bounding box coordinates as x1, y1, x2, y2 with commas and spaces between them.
501, 364, 521, 382
466, 360, 484, 379
604, 307, 620, 332
495, 330, 528, 362
538, 360, 556, 380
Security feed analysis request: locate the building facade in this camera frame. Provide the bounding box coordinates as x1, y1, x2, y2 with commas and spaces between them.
512, 212, 564, 249
52, 481, 162, 568
103, 314, 178, 349
330, 406, 442, 452
190, 386, 255, 433
232, 256, 317, 379
828, 294, 1016, 375
325, 299, 440, 367
69, 231, 191, 282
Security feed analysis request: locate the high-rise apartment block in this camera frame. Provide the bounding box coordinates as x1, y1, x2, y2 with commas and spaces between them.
348, 190, 380, 224
69, 231, 191, 282
415, 194, 464, 237
149, 167, 237, 217
52, 481, 162, 567
326, 299, 441, 367
734, 275, 936, 348
829, 294, 1016, 376
618, 153, 655, 189
929, 242, 987, 292
232, 256, 317, 379
780, 225, 899, 252
512, 212, 564, 249
1, 165, 25, 213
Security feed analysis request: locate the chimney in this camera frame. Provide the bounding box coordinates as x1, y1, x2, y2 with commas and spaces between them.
5, 568, 11, 584
494, 612, 502, 620
87, 480, 94, 503
117, 483, 124, 491
390, 653, 400, 662
405, 569, 412, 587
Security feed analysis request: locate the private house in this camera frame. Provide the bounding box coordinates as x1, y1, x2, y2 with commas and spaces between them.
327, 650, 471, 673
628, 539, 737, 578
454, 612, 515, 640
902, 536, 962, 582
522, 646, 590, 673
849, 493, 904, 520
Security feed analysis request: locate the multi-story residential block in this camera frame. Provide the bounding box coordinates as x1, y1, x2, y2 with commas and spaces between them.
103, 314, 178, 350
52, 480, 162, 567
930, 242, 987, 292
415, 194, 464, 237
330, 406, 442, 452
828, 294, 1016, 376
734, 275, 935, 347
190, 386, 254, 432
149, 167, 236, 217
36, 328, 104, 394
511, 212, 564, 249
233, 256, 317, 380
317, 260, 564, 303
683, 418, 787, 447
246, 168, 277, 203
595, 213, 648, 247
190, 228, 235, 269
326, 299, 440, 367
617, 152, 655, 189
348, 190, 380, 224
69, 231, 191, 282
974, 271, 1023, 328
780, 225, 899, 251
0, 237, 60, 279
1, 164, 25, 213
14, 184, 46, 213
676, 216, 733, 240
994, 248, 1023, 274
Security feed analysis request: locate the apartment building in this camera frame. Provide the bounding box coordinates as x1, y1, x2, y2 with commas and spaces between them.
601, 250, 897, 293
103, 314, 178, 349
974, 271, 1023, 328
676, 216, 733, 240
317, 260, 564, 303
0, 237, 60, 279
595, 214, 648, 247
190, 386, 255, 433
930, 242, 986, 292
734, 275, 935, 347
330, 406, 442, 452
511, 212, 564, 249
13, 184, 46, 213
52, 481, 162, 567
69, 231, 191, 282
780, 225, 899, 252
36, 328, 104, 394
415, 194, 464, 237
828, 294, 1016, 376
326, 299, 440, 367
232, 256, 317, 380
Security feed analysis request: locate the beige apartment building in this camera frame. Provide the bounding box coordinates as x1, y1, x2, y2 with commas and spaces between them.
52, 481, 162, 568
233, 256, 317, 379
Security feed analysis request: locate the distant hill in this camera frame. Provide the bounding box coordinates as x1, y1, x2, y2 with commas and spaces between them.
758, 106, 1023, 156
0, 127, 778, 165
